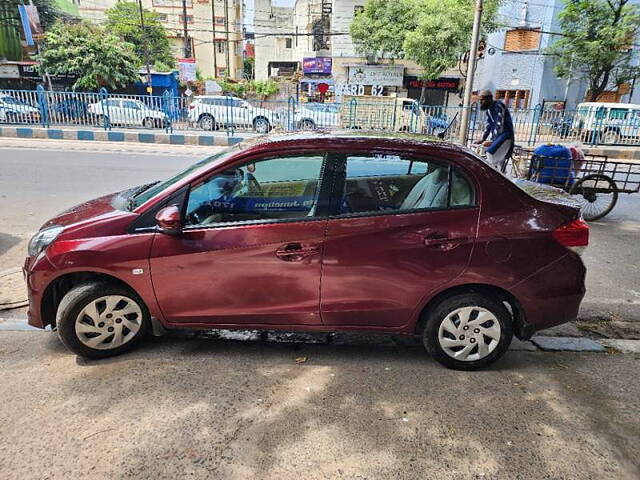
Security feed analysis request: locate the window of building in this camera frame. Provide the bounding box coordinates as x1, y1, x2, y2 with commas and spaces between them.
504, 28, 541, 52
217, 67, 227, 77
215, 16, 225, 24
185, 155, 326, 226
179, 15, 194, 24
216, 40, 226, 54
153, 0, 192, 7
285, 38, 292, 49
339, 154, 474, 215
495, 89, 530, 109
156, 13, 168, 22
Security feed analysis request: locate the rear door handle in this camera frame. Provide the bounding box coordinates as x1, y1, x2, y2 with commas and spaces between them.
275, 243, 320, 262
424, 233, 468, 251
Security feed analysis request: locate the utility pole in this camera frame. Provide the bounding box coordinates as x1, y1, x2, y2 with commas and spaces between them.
137, 0, 153, 94
459, 0, 483, 145
223, 0, 231, 77
212, 0, 218, 76
182, 0, 191, 58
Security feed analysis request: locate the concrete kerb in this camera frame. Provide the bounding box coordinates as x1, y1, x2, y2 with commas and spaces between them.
0, 126, 244, 147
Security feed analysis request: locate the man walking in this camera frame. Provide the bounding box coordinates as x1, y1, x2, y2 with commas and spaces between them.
475, 90, 515, 171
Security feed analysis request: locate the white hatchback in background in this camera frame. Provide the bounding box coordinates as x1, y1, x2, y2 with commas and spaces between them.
87, 99, 168, 128
188, 95, 279, 133
0, 95, 41, 123
572, 102, 640, 144
295, 103, 340, 130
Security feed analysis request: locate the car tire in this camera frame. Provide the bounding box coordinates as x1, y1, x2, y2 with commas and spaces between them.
423, 293, 513, 371
199, 114, 215, 131
254, 117, 271, 134
300, 119, 316, 130
56, 281, 151, 359
602, 130, 620, 145
96, 114, 109, 127
142, 117, 157, 129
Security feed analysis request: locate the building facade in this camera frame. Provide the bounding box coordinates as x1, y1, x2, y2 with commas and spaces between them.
474, 0, 640, 110
76, 0, 244, 80
254, 0, 463, 105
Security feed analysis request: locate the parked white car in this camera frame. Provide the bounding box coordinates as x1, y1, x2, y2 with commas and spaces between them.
188, 95, 279, 133
87, 99, 168, 128
294, 103, 340, 130
0, 95, 40, 123
572, 102, 640, 144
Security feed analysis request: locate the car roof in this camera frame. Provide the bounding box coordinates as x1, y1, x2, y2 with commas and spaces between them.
234, 131, 467, 156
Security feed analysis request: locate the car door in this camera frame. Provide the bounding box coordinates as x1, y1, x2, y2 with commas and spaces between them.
106, 99, 124, 124
149, 152, 332, 326
320, 151, 479, 328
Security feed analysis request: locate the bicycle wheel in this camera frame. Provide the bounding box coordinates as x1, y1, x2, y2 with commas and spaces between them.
569, 174, 618, 221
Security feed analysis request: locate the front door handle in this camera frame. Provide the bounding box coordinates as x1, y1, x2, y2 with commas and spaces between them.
275, 243, 320, 262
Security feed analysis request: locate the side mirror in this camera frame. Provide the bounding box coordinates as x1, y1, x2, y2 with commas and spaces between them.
155, 205, 182, 235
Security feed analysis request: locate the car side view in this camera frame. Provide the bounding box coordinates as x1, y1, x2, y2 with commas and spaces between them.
24, 132, 588, 370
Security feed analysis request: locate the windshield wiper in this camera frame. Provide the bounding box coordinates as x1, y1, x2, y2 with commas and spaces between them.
126, 181, 160, 210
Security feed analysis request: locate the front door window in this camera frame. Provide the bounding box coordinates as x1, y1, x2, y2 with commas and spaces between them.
185, 154, 326, 226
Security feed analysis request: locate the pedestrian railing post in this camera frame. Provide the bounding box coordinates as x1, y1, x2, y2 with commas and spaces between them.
349, 98, 357, 129
162, 90, 173, 133
99, 87, 110, 130
528, 104, 542, 146
287, 96, 296, 131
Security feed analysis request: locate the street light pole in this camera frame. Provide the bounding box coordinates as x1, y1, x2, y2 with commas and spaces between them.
182, 0, 191, 58
459, 0, 483, 145
138, 0, 153, 94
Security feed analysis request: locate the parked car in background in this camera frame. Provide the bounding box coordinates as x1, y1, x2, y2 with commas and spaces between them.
24, 132, 588, 370
50, 98, 97, 125
295, 102, 340, 130
0, 94, 40, 123
87, 99, 168, 128
188, 95, 280, 133
572, 102, 640, 144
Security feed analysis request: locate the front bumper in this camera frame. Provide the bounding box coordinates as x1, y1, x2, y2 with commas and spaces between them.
23, 254, 55, 329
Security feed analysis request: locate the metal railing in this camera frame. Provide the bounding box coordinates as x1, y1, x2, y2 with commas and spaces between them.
2, 86, 640, 147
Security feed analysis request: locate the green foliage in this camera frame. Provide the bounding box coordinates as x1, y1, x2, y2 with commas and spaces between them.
243, 57, 255, 79
350, 0, 501, 80
153, 61, 174, 73
548, 0, 640, 102
249, 80, 280, 98
219, 78, 247, 97
0, 24, 22, 61
105, 2, 175, 69
37, 21, 140, 90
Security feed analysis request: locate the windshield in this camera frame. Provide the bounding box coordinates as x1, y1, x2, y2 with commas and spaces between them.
130, 147, 239, 208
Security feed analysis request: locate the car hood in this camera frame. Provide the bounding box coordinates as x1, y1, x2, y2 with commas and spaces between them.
40, 186, 141, 230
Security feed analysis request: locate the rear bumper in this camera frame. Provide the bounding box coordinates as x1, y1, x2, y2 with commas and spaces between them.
511, 252, 586, 333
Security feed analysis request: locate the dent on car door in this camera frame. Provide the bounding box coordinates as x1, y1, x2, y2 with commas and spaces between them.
320, 152, 479, 328
149, 152, 333, 326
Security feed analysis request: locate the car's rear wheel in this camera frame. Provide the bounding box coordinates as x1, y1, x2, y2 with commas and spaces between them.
602, 129, 620, 145
423, 293, 513, 370
96, 114, 109, 127
199, 114, 215, 131
143, 117, 159, 129
56, 282, 150, 359
300, 119, 316, 130
254, 117, 271, 134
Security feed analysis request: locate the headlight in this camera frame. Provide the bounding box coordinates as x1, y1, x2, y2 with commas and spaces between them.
28, 225, 63, 257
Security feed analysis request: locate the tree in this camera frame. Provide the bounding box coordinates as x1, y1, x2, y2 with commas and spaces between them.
37, 21, 140, 90
105, 2, 175, 69
350, 0, 501, 100
548, 0, 640, 102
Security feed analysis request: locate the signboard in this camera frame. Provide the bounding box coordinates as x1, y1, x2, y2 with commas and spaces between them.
303, 57, 332, 74
0, 64, 20, 79
178, 58, 196, 83
348, 65, 404, 87
405, 76, 460, 91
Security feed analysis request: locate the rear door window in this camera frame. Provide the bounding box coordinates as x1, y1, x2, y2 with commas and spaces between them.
338, 154, 474, 215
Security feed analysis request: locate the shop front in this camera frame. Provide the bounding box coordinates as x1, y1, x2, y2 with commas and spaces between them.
404, 76, 462, 106
300, 57, 333, 102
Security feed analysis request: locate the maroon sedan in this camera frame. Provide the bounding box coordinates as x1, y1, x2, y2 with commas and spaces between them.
24, 133, 588, 370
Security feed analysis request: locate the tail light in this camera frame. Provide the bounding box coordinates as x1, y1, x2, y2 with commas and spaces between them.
553, 218, 589, 255
188, 104, 195, 110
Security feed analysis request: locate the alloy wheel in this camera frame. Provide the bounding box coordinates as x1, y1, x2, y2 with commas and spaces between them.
74, 295, 143, 350
437, 306, 501, 362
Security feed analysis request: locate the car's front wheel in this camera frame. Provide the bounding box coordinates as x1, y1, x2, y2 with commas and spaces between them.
423, 293, 513, 370
254, 117, 271, 134
56, 282, 150, 359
